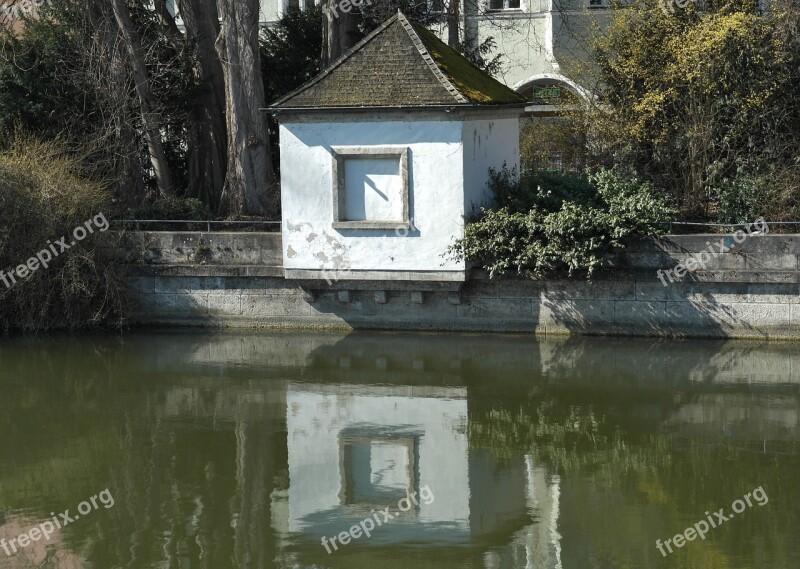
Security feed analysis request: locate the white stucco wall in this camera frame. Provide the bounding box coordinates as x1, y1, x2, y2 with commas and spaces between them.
280, 118, 468, 279
462, 117, 521, 216
473, 14, 557, 89
259, 0, 282, 25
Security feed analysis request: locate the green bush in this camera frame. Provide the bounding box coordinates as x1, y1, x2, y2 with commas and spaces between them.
450, 167, 675, 279
0, 139, 129, 334
714, 174, 761, 225
489, 167, 597, 214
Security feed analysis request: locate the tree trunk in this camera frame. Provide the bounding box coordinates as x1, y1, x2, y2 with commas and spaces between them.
462, 0, 478, 53
215, 0, 275, 216
118, 121, 147, 205
86, 0, 146, 206
322, 0, 362, 65
447, 0, 460, 49
153, 0, 184, 50
179, 0, 228, 211
110, 0, 175, 197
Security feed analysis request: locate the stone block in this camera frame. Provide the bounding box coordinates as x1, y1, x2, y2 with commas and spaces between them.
208, 294, 242, 316
495, 279, 546, 298
173, 291, 208, 315
127, 276, 155, 294
614, 300, 667, 330
744, 253, 798, 271
537, 299, 615, 333
458, 297, 534, 320
542, 281, 635, 301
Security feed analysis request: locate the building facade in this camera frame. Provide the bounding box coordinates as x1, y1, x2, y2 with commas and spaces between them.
271, 12, 525, 283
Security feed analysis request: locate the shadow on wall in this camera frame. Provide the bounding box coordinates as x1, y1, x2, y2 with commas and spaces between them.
128, 272, 800, 339
536, 280, 759, 339
122, 230, 800, 338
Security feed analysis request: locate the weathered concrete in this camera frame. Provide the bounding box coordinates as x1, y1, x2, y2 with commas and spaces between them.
127, 271, 800, 339
104, 231, 283, 266
626, 234, 798, 275
121, 232, 800, 339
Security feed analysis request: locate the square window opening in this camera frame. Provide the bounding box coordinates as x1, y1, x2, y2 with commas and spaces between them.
331, 146, 410, 231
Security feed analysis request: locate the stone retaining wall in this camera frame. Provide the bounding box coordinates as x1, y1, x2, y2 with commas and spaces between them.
122, 232, 800, 339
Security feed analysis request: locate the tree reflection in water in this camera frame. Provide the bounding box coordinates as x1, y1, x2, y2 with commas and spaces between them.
0, 331, 797, 568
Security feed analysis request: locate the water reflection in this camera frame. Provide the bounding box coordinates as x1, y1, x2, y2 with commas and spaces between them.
0, 331, 798, 568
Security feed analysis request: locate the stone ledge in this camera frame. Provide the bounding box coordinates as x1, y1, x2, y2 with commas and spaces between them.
294, 278, 463, 292
106, 231, 282, 266
125, 264, 285, 277
285, 268, 466, 283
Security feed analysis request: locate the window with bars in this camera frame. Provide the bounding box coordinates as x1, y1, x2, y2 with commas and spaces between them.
488, 0, 522, 10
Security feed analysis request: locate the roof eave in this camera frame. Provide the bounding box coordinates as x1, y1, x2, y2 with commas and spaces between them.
262, 103, 529, 114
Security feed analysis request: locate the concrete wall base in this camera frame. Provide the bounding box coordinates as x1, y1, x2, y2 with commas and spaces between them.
127, 272, 800, 339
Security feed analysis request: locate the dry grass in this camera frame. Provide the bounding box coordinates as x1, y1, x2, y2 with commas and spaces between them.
0, 137, 129, 334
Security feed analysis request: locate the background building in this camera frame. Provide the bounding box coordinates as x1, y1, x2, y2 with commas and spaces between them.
174, 0, 603, 104
251, 0, 604, 104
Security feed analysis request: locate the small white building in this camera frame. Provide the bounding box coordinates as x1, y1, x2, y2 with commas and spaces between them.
269, 12, 524, 283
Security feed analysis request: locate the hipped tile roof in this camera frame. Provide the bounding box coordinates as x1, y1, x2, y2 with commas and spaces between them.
270, 11, 525, 109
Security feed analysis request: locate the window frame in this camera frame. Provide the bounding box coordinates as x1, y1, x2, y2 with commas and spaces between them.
487, 0, 523, 11
338, 433, 419, 513
330, 146, 411, 231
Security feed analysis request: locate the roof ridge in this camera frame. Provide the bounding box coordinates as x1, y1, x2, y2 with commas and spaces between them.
270, 13, 403, 108
267, 11, 524, 109
395, 12, 468, 104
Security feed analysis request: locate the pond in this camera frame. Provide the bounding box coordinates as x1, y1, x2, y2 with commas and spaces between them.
0, 330, 798, 568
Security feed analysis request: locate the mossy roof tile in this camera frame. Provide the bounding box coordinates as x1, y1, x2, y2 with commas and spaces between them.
270, 12, 525, 109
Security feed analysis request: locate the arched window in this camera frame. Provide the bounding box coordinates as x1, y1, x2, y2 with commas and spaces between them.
517, 78, 583, 107
515, 77, 589, 173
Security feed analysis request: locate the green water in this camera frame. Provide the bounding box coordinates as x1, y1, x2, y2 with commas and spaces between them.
0, 331, 798, 569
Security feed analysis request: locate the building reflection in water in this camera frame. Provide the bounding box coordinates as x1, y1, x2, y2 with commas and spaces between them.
2, 331, 799, 568
133, 332, 800, 568
272, 377, 563, 568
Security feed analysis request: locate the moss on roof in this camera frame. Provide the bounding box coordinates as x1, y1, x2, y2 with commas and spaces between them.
410, 22, 525, 105
270, 12, 526, 109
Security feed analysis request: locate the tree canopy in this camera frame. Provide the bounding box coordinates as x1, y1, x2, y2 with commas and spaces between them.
587, 0, 800, 221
